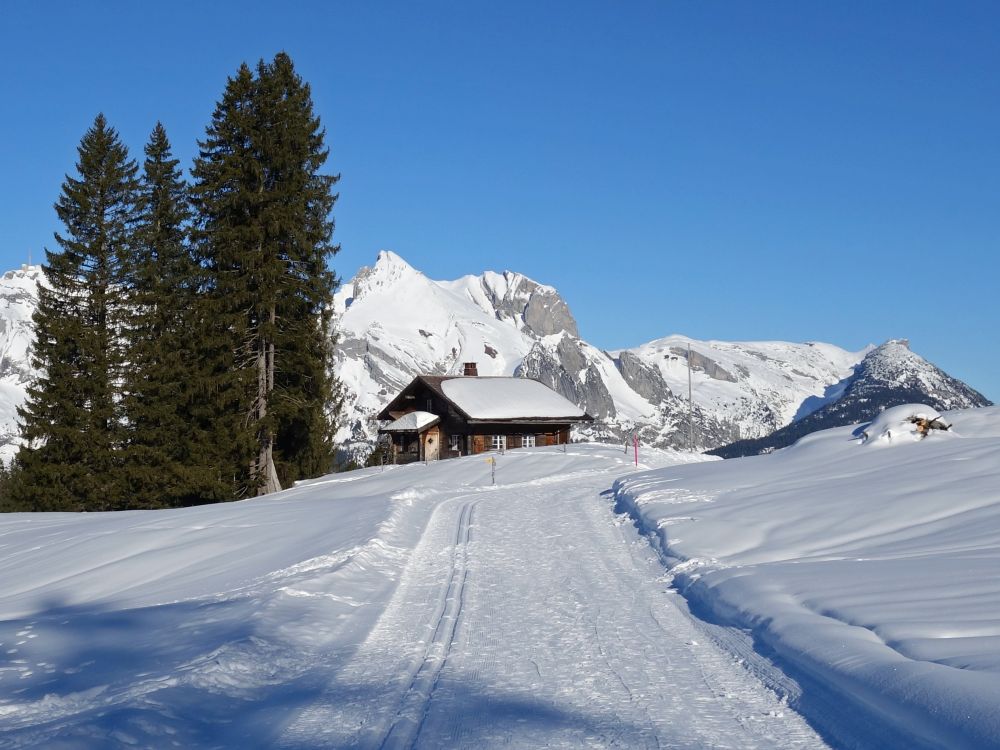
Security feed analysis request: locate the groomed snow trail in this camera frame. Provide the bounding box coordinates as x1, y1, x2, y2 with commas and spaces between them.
279, 452, 830, 749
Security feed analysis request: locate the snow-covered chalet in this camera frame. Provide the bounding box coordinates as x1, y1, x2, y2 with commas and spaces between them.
377, 363, 593, 463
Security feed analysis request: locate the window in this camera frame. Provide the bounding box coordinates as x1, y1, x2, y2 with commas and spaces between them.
449, 434, 461, 453
426, 398, 433, 412
490, 435, 506, 452
523, 434, 536, 448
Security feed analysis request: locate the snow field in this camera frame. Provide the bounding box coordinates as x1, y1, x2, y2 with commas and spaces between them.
614, 405, 1000, 749
2, 444, 825, 749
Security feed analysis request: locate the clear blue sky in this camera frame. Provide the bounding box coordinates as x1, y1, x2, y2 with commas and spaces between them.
3, 1, 998, 400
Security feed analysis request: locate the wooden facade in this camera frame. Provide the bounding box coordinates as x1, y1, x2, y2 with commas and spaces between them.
378, 374, 590, 464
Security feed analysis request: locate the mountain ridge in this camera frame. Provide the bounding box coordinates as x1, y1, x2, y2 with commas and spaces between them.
0, 252, 989, 464
330, 251, 987, 462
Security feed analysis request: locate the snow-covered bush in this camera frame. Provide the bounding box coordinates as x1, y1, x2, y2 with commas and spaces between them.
860, 403, 952, 446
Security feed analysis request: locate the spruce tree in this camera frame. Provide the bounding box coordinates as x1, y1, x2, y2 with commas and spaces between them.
189, 64, 261, 499
255, 53, 341, 486
14, 114, 138, 511
191, 54, 341, 497
121, 123, 224, 507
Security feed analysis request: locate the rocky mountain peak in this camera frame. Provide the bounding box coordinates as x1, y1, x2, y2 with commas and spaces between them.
444, 268, 580, 339
852, 339, 989, 412
348, 249, 422, 304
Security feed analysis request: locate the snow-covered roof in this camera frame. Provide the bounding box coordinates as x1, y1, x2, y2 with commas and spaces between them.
380, 411, 440, 432
440, 377, 587, 421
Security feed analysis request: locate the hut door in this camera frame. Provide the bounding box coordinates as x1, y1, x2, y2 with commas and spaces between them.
423, 427, 441, 461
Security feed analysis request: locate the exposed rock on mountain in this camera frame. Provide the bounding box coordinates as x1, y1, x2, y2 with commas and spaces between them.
516, 336, 617, 420
616, 350, 672, 404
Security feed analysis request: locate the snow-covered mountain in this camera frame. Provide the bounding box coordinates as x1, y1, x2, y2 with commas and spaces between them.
710, 339, 992, 457
332, 251, 988, 462
333, 251, 867, 459
0, 252, 989, 464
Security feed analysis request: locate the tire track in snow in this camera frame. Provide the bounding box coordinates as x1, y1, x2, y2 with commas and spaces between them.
275, 492, 482, 749
378, 499, 477, 749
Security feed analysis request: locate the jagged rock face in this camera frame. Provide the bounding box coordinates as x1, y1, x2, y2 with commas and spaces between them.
475, 271, 579, 338
670, 347, 736, 382
711, 340, 993, 458
516, 336, 617, 420
616, 350, 671, 403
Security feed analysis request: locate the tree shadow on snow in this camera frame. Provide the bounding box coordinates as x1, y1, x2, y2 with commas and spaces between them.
0, 597, 657, 749
0, 595, 339, 749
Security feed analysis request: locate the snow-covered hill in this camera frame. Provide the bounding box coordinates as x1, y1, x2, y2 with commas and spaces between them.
2, 409, 998, 747
0, 252, 988, 463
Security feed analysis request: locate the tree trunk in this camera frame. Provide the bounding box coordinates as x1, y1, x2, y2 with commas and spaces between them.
255, 309, 281, 496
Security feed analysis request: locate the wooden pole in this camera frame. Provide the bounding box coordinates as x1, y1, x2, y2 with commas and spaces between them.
688, 342, 694, 453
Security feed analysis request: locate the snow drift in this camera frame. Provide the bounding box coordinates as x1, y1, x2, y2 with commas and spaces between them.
614, 405, 1000, 749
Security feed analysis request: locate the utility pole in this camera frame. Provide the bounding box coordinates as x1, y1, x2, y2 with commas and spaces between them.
687, 342, 694, 452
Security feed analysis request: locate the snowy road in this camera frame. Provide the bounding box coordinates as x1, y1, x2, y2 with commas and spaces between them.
279, 452, 830, 749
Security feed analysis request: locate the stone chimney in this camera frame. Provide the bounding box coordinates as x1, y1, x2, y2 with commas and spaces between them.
463, 362, 478, 377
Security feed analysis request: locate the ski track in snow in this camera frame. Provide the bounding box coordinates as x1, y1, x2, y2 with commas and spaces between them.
278, 467, 828, 749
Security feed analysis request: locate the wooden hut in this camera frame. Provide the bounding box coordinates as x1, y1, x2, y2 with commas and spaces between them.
377, 365, 593, 463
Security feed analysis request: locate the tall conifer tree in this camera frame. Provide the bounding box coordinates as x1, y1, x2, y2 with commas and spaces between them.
189, 64, 261, 499
121, 123, 224, 507
191, 54, 341, 497
255, 53, 341, 486
14, 114, 138, 511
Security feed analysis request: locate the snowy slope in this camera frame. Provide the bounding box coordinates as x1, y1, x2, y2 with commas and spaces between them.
605, 336, 870, 449
712, 339, 991, 457
3, 416, 998, 747
614, 405, 1000, 749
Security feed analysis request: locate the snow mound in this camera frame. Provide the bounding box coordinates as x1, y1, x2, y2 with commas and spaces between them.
860, 403, 953, 447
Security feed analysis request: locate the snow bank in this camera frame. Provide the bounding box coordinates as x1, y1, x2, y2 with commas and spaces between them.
614, 405, 1000, 749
